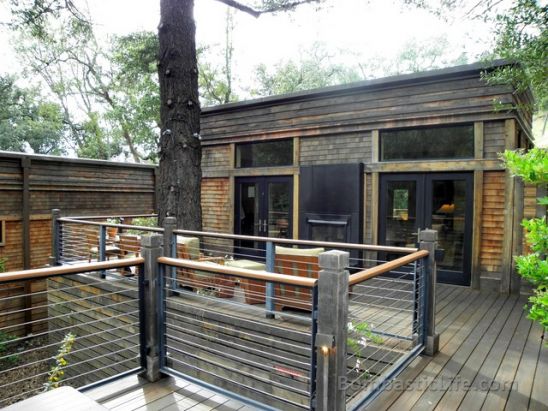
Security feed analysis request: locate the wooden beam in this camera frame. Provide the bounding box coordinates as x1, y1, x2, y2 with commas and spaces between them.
511, 179, 524, 294
366, 159, 503, 173
293, 173, 299, 239
230, 166, 299, 177
501, 119, 517, 293
371, 172, 379, 245
363, 173, 368, 246
471, 170, 483, 289
293, 137, 300, 166
474, 121, 484, 159
371, 130, 379, 163
21, 157, 31, 270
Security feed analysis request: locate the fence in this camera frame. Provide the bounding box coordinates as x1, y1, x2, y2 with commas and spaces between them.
0, 257, 145, 407
1, 211, 439, 410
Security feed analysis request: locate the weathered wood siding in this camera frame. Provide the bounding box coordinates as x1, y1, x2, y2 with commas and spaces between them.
479, 171, 505, 290
201, 75, 524, 143
483, 121, 506, 159
300, 132, 372, 165
202, 145, 231, 177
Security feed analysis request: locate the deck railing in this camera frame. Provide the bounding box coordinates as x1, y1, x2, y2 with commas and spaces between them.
1, 211, 439, 410
0, 258, 145, 407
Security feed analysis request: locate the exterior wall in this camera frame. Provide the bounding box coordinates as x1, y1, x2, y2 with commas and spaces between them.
483, 121, 506, 159
300, 132, 372, 166
479, 171, 506, 290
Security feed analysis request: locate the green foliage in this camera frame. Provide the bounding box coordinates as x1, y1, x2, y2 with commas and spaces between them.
486, 0, 547, 112
0, 258, 6, 273
503, 148, 548, 336
44, 332, 76, 391
0, 75, 66, 155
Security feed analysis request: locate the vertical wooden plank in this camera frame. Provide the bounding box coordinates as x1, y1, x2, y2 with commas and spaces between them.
501, 119, 517, 293
363, 173, 368, 245
371, 172, 379, 245
474, 121, 484, 159
293, 173, 299, 239
293, 136, 300, 166
21, 157, 31, 270
371, 130, 379, 163
228, 143, 236, 234
471, 170, 483, 289
511, 179, 524, 294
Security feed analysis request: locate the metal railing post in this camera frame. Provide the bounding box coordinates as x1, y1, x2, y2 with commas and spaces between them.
265, 241, 275, 318
163, 217, 177, 291
140, 234, 164, 382
418, 229, 439, 356
49, 209, 61, 266
314, 250, 349, 411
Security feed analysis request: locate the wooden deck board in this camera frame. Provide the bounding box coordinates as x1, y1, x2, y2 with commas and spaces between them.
80, 285, 546, 411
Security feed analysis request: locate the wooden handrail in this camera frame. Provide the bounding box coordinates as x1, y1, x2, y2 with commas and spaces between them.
158, 256, 318, 288
0, 257, 145, 283
348, 250, 429, 286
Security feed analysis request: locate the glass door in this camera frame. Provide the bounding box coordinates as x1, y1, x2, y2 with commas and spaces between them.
379, 173, 473, 286
235, 176, 293, 258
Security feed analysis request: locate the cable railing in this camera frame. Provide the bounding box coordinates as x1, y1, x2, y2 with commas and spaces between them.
0, 210, 438, 410
0, 258, 145, 407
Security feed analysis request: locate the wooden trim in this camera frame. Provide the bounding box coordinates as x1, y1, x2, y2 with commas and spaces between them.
230, 166, 299, 177
293, 137, 300, 166
371, 130, 379, 163
292, 173, 299, 239
158, 256, 317, 287
363, 173, 368, 244
0, 257, 144, 283
366, 159, 502, 173
228, 143, 235, 169
501, 119, 518, 293
474, 121, 484, 159
471, 170, 483, 289
349, 250, 429, 286
21, 157, 31, 270
228, 175, 235, 234
511, 179, 524, 294
0, 220, 5, 246
371, 173, 379, 245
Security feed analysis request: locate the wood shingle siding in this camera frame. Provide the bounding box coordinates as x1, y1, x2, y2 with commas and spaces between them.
300, 132, 372, 166
480, 171, 505, 288
202, 145, 231, 176
483, 121, 506, 159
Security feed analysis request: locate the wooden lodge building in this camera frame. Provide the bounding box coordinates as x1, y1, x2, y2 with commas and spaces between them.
199, 60, 538, 293
0, 61, 538, 295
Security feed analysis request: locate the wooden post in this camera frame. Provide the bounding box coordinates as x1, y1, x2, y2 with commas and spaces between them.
511, 179, 524, 294
49, 209, 61, 266
266, 241, 275, 318
21, 157, 31, 270
419, 229, 439, 356
141, 234, 164, 382
163, 216, 177, 291
315, 250, 349, 411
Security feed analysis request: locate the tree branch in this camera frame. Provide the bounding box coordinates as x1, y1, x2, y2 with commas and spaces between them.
212, 0, 322, 18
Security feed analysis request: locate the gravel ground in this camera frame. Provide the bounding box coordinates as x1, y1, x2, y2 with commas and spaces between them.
0, 336, 53, 406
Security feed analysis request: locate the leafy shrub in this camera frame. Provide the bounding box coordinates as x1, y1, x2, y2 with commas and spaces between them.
503, 148, 548, 336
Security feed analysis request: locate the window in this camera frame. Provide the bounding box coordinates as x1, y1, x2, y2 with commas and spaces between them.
236, 139, 293, 168
0, 220, 5, 246
380, 124, 474, 161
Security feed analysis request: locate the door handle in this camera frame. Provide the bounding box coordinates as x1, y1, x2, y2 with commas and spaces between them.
263, 219, 268, 232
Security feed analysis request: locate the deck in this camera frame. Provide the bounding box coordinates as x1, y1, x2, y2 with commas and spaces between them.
83, 284, 547, 411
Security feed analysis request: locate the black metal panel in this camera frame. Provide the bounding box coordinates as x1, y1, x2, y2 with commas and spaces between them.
299, 163, 363, 248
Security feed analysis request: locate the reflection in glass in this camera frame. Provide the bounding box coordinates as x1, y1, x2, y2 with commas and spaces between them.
268, 182, 290, 238
236, 139, 293, 168
431, 180, 466, 272
380, 125, 474, 161
239, 183, 260, 249
385, 181, 417, 248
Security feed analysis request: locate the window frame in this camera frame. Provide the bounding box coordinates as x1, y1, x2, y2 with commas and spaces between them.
0, 220, 5, 246
235, 138, 294, 169
379, 123, 475, 162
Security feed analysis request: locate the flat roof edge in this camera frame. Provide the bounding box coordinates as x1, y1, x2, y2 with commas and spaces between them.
0, 150, 157, 169
202, 59, 513, 115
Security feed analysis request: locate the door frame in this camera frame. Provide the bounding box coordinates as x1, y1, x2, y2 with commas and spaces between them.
234, 176, 294, 256
379, 172, 474, 286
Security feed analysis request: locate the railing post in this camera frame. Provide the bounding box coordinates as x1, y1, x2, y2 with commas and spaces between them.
419, 229, 439, 356
140, 234, 164, 382
163, 217, 177, 291
314, 250, 349, 411
265, 241, 275, 318
49, 209, 61, 266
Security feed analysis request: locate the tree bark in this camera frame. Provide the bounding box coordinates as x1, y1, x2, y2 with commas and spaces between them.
157, 0, 202, 230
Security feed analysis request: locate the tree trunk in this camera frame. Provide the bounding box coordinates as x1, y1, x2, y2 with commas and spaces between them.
157, 0, 202, 230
